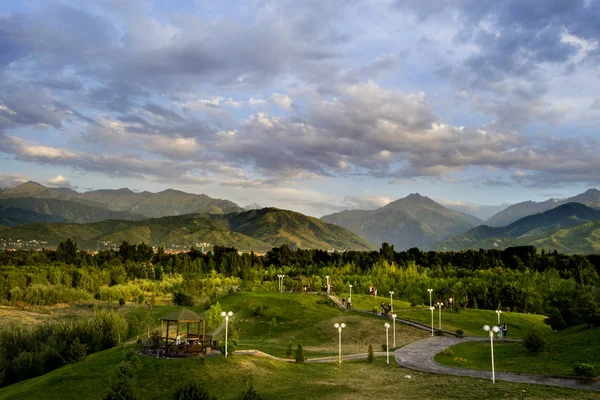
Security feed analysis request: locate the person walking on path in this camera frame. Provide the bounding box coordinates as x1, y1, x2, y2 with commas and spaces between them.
502, 323, 508, 339
497, 324, 502, 339
347, 297, 352, 309
342, 296, 346, 307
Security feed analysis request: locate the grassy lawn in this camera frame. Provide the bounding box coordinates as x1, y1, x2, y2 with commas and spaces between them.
435, 325, 600, 377
394, 307, 550, 339
345, 294, 412, 312
123, 292, 429, 358
1, 345, 599, 400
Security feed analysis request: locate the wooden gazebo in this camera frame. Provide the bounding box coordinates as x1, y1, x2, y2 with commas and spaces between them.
294, 274, 310, 292
160, 308, 206, 346
436, 287, 457, 307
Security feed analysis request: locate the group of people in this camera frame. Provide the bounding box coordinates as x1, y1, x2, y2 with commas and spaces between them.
498, 323, 508, 339
369, 286, 378, 297
381, 302, 393, 316
341, 296, 352, 309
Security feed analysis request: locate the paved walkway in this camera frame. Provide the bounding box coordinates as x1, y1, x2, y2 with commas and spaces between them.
395, 336, 600, 391
236, 349, 387, 363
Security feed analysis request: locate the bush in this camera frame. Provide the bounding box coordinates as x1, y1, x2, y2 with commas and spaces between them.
172, 290, 195, 307
548, 308, 568, 330
286, 341, 294, 359
238, 383, 264, 400
295, 344, 305, 363
219, 339, 238, 355
441, 348, 454, 356
253, 305, 264, 317
118, 298, 126, 307
172, 380, 216, 400
367, 344, 374, 363
381, 343, 388, 351
453, 357, 467, 366
455, 329, 464, 338
434, 329, 443, 337
68, 337, 87, 363
574, 363, 596, 377
524, 330, 546, 353
103, 377, 136, 400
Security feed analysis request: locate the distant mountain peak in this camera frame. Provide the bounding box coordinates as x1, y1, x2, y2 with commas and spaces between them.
244, 202, 263, 210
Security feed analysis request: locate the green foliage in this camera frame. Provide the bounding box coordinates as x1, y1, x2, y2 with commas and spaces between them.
574, 363, 596, 377
295, 344, 305, 363
103, 376, 136, 400
206, 302, 224, 328
381, 343, 387, 351
68, 338, 87, 363
442, 348, 454, 356
548, 308, 568, 330
219, 339, 238, 355
237, 383, 264, 400
253, 305, 264, 317
524, 330, 547, 353
118, 298, 126, 307
367, 344, 374, 363
172, 380, 216, 400
453, 357, 467, 366
172, 289, 195, 306
56, 238, 78, 265
434, 329, 443, 336
455, 329, 464, 338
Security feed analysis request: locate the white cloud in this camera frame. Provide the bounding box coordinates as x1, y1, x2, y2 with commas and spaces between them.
271, 93, 293, 110
0, 173, 30, 188
47, 174, 78, 189
248, 97, 268, 107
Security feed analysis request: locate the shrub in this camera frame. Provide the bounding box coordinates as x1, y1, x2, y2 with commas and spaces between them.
574, 363, 596, 377
548, 308, 568, 330
253, 305, 264, 317
68, 337, 87, 363
453, 357, 467, 366
455, 329, 464, 338
286, 341, 294, 358
441, 348, 454, 357
434, 329, 443, 336
219, 339, 238, 355
172, 290, 195, 307
103, 377, 136, 400
381, 343, 388, 351
172, 380, 216, 400
524, 330, 546, 353
295, 344, 305, 363
372, 307, 379, 314
237, 383, 264, 400
118, 298, 126, 307
137, 295, 144, 304
367, 344, 374, 363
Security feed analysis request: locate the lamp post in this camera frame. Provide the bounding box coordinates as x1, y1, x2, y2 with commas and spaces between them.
384, 322, 390, 365
449, 297, 453, 310
496, 309, 502, 325
483, 325, 500, 383
334, 323, 346, 364
429, 306, 435, 336
392, 313, 397, 347
389, 291, 394, 312
326, 276, 330, 293
427, 288, 433, 308
349, 284, 353, 302
277, 274, 285, 293
437, 301, 442, 331
220, 311, 234, 357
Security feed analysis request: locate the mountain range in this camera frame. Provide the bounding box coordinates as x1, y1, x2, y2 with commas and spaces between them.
438, 202, 600, 253
320, 193, 483, 250
0, 207, 374, 251
1, 181, 600, 253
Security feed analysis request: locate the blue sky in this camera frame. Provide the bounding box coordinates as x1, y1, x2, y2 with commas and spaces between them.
1, 0, 599, 219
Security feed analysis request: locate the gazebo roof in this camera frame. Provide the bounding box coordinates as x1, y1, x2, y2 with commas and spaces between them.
294, 274, 309, 280
160, 308, 203, 322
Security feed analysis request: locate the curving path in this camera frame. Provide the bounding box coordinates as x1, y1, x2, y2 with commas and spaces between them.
395, 336, 600, 391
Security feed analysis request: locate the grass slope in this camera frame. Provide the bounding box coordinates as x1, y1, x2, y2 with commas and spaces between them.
392, 307, 549, 339
435, 325, 600, 377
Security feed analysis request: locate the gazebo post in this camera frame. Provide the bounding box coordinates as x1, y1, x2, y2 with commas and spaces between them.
176, 323, 180, 343
166, 322, 169, 346
186, 322, 189, 340
201, 320, 205, 341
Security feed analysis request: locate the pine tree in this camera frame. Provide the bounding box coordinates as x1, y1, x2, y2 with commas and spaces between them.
295, 343, 305, 363
367, 344, 374, 363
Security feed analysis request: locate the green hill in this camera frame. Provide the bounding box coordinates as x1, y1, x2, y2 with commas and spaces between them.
438, 203, 600, 253
322, 193, 481, 250
0, 208, 375, 251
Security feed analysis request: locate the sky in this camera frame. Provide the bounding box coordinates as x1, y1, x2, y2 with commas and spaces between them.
0, 0, 599, 219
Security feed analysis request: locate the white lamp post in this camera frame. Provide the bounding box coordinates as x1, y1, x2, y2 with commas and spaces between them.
384, 322, 390, 365
277, 274, 285, 293
496, 309, 502, 325
349, 284, 353, 301
483, 324, 500, 383
429, 306, 435, 336
334, 323, 346, 364
326, 276, 330, 293
389, 291, 394, 312
427, 288, 433, 308
449, 297, 453, 309
437, 301, 442, 331
392, 313, 397, 347
220, 311, 234, 357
